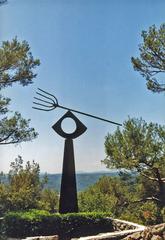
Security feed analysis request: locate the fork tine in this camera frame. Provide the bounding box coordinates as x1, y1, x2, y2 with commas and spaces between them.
33, 101, 55, 108
36, 91, 55, 103
32, 106, 55, 111
38, 88, 58, 105
34, 97, 55, 106
33, 88, 59, 112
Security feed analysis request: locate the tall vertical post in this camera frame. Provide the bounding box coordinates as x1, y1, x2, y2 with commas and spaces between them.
59, 138, 78, 213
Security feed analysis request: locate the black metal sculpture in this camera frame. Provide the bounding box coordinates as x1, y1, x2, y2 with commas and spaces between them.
52, 111, 87, 213
33, 88, 122, 213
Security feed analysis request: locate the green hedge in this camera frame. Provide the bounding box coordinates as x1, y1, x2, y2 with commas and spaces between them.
2, 210, 113, 239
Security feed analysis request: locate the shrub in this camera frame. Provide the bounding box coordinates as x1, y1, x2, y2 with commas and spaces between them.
37, 189, 59, 213
2, 209, 113, 239
161, 207, 165, 222
120, 202, 162, 225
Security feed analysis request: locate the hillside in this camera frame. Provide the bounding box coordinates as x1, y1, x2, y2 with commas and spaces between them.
1, 171, 120, 192
42, 171, 119, 192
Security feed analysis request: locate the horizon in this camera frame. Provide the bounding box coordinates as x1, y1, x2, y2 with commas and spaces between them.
2, 169, 120, 175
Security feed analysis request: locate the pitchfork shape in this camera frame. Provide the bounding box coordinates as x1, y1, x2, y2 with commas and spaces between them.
33, 88, 122, 126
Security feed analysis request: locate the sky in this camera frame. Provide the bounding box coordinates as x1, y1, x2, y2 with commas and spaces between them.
0, 0, 165, 173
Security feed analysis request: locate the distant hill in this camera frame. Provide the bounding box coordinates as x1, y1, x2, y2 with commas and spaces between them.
42, 171, 120, 192
1, 171, 120, 192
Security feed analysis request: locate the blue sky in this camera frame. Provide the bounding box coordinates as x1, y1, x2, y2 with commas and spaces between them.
0, 0, 165, 173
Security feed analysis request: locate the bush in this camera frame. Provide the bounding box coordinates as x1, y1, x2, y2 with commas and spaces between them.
120, 202, 162, 225
161, 207, 165, 222
37, 189, 59, 213
2, 209, 113, 239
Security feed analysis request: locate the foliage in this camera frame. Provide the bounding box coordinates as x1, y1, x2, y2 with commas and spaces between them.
78, 174, 164, 225
0, 112, 38, 145
2, 209, 113, 239
0, 156, 48, 215
0, 37, 40, 89
139, 202, 162, 225
0, 38, 40, 145
103, 117, 165, 210
0, 183, 8, 216
37, 189, 59, 213
0, 95, 10, 115
131, 24, 165, 93
161, 207, 165, 222
42, 171, 119, 192
120, 202, 162, 225
79, 176, 133, 216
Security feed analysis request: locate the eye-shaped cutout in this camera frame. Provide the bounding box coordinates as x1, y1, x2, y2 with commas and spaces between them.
52, 111, 87, 139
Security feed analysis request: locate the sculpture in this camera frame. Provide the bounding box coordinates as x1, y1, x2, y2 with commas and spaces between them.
33, 88, 121, 213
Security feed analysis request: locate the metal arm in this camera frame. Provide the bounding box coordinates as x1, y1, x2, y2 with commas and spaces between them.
33, 88, 122, 126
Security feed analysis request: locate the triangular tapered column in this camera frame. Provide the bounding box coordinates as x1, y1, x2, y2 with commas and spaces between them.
59, 138, 78, 213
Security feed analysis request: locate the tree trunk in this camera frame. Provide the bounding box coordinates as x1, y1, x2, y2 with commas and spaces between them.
157, 180, 165, 208
155, 168, 165, 209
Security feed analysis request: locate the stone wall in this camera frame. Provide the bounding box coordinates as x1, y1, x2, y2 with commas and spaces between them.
123, 223, 165, 240
24, 236, 58, 240
112, 219, 138, 231
7, 236, 58, 240
5, 220, 165, 240
75, 219, 145, 240
6, 219, 145, 240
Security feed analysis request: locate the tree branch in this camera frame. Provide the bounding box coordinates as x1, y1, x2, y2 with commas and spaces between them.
131, 196, 161, 204
0, 140, 20, 145
140, 172, 159, 182
0, 130, 16, 143
0, 74, 34, 85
